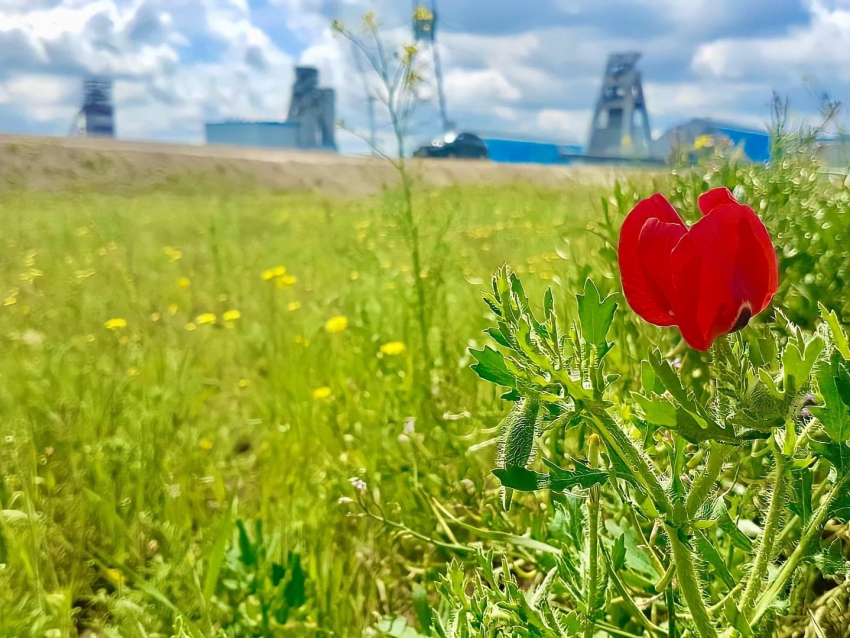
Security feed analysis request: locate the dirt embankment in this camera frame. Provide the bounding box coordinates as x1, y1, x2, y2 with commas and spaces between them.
0, 134, 639, 196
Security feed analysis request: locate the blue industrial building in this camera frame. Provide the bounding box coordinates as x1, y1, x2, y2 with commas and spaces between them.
205, 121, 300, 149
654, 118, 771, 163
482, 138, 583, 165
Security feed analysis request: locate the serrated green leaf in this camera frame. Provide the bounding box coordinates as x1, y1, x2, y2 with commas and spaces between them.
808, 437, 850, 472
820, 302, 850, 360
576, 278, 618, 355
491, 459, 608, 494
835, 362, 850, 408
783, 335, 825, 395
469, 346, 516, 388
640, 359, 665, 395
632, 393, 677, 427
811, 351, 850, 443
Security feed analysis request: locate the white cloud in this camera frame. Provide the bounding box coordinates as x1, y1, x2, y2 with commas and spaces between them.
692, 1, 850, 83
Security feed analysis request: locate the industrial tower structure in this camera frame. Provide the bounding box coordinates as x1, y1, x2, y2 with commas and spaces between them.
286, 67, 336, 150
71, 78, 115, 138
587, 53, 651, 157
413, 1, 452, 133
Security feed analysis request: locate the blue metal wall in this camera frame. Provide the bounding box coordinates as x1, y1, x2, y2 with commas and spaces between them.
714, 126, 771, 163
482, 138, 582, 165
205, 122, 300, 149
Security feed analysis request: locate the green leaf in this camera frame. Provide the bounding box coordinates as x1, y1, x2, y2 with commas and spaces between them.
284, 552, 306, 608
808, 438, 850, 473
411, 584, 432, 632
783, 335, 825, 395
203, 505, 232, 604
820, 302, 850, 360
641, 360, 665, 395
469, 346, 516, 388
543, 287, 555, 321
632, 392, 677, 427
576, 278, 618, 355
377, 617, 429, 638
491, 459, 608, 493
611, 533, 626, 571
648, 350, 709, 429
692, 528, 736, 590
811, 351, 850, 443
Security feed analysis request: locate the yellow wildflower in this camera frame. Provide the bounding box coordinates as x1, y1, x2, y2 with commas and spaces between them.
185, 322, 197, 331
238, 379, 250, 389
196, 313, 216, 325
262, 265, 287, 281
199, 438, 213, 451
168, 303, 178, 316
104, 318, 127, 330
128, 368, 139, 378
287, 301, 301, 311
150, 312, 161, 322
325, 315, 348, 334
276, 274, 297, 288
223, 309, 241, 322
177, 277, 191, 290
163, 246, 182, 261
380, 341, 406, 356
312, 386, 332, 400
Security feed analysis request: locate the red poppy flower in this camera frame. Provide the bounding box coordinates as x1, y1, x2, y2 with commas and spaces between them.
618, 187, 779, 351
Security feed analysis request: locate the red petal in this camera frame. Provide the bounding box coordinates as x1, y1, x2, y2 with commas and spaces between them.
670, 201, 778, 351
697, 187, 737, 216
618, 194, 687, 326
638, 219, 687, 321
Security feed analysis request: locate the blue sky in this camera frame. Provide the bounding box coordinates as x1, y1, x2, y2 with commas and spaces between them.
1, 0, 848, 153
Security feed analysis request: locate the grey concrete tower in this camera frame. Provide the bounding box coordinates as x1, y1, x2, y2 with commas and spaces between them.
587, 53, 652, 157
287, 67, 336, 150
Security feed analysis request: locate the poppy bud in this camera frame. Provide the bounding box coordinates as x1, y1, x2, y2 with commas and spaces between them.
618, 188, 779, 351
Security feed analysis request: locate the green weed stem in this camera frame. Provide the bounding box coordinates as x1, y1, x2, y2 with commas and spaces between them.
584, 435, 601, 638
750, 470, 850, 626
741, 439, 789, 615
667, 525, 717, 638
686, 444, 731, 519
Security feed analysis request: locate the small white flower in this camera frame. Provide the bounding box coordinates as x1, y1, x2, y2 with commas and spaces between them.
403, 417, 416, 434
348, 476, 367, 492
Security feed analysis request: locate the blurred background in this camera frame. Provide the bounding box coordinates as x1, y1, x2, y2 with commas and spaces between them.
2, 0, 849, 163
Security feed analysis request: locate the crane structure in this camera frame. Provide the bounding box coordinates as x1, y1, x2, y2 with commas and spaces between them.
587, 52, 651, 157
413, 0, 453, 133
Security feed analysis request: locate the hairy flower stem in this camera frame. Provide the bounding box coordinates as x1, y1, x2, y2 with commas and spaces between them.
750, 470, 850, 626
667, 525, 717, 638
584, 435, 601, 638
586, 404, 671, 516
741, 440, 789, 615
586, 405, 717, 636
686, 444, 732, 519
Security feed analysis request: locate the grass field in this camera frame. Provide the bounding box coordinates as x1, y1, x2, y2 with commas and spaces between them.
3, 149, 850, 637
0, 174, 617, 635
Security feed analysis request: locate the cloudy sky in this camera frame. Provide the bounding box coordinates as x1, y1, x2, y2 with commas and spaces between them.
2, 0, 849, 154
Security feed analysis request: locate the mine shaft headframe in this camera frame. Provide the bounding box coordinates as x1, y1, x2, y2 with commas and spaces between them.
587, 51, 652, 158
